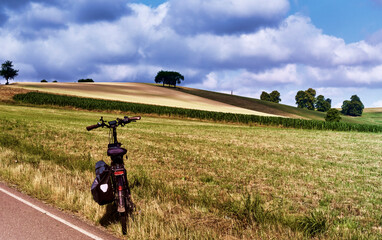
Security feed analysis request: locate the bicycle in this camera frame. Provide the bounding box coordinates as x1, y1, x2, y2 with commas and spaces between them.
87, 116, 141, 235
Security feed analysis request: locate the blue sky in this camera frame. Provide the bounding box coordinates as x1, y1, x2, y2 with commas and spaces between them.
1, 0, 382, 108
289, 0, 382, 43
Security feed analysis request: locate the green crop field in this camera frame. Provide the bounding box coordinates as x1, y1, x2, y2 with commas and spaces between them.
1, 100, 382, 239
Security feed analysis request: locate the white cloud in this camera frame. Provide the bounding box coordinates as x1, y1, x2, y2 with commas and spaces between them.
305, 65, 382, 86
240, 64, 300, 84
200, 72, 219, 89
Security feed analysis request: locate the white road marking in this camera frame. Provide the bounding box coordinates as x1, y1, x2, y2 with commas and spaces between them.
0, 186, 103, 240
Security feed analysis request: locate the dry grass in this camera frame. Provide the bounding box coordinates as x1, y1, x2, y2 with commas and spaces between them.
11, 82, 278, 117
0, 85, 31, 102
0, 103, 381, 239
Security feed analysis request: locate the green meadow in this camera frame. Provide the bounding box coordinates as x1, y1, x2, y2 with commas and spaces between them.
1, 101, 381, 239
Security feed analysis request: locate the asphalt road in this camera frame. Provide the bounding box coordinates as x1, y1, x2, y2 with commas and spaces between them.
0, 181, 120, 240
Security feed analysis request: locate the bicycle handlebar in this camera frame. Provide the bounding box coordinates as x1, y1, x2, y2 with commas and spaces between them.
86, 116, 141, 131
86, 124, 101, 131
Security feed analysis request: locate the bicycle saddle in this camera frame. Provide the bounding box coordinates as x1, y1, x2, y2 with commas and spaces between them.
107, 147, 127, 156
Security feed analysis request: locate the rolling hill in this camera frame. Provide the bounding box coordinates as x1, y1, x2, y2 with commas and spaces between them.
9, 82, 382, 125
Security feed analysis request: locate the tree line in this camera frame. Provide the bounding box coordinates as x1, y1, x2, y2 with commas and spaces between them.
294, 88, 364, 117
259, 87, 364, 122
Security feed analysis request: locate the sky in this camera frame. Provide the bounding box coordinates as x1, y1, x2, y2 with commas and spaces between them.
1, 0, 382, 108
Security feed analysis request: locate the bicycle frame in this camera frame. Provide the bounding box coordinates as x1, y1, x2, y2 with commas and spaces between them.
107, 129, 132, 214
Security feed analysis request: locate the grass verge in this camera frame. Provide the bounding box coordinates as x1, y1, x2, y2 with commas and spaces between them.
0, 103, 382, 239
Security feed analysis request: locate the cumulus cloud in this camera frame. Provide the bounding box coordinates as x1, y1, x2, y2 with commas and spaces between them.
5, 3, 67, 39
71, 0, 130, 23
305, 65, 382, 87
0, 0, 130, 30
367, 29, 382, 45
165, 0, 289, 35
190, 65, 300, 96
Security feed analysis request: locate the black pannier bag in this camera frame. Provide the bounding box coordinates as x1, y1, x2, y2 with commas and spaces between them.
91, 160, 114, 205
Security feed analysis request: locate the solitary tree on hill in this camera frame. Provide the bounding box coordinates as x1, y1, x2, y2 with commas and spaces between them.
0, 60, 19, 85
155, 70, 184, 87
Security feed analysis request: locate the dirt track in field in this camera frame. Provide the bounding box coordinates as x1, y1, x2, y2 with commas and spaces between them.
12, 82, 280, 116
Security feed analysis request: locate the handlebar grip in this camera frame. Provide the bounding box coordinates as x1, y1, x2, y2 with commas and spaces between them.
86, 124, 100, 131
129, 116, 141, 121
121, 116, 141, 124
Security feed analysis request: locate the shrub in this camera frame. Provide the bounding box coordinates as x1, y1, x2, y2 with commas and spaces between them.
325, 109, 341, 122
41, 79, 48, 83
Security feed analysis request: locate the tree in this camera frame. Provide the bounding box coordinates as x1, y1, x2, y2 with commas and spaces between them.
341, 95, 364, 116
325, 108, 341, 122
260, 91, 270, 101
306, 88, 316, 98
305, 88, 316, 110
78, 78, 94, 82
41, 79, 48, 83
315, 95, 331, 112
0, 60, 19, 85
154, 70, 184, 87
295, 90, 306, 108
269, 90, 281, 103
295, 88, 316, 110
